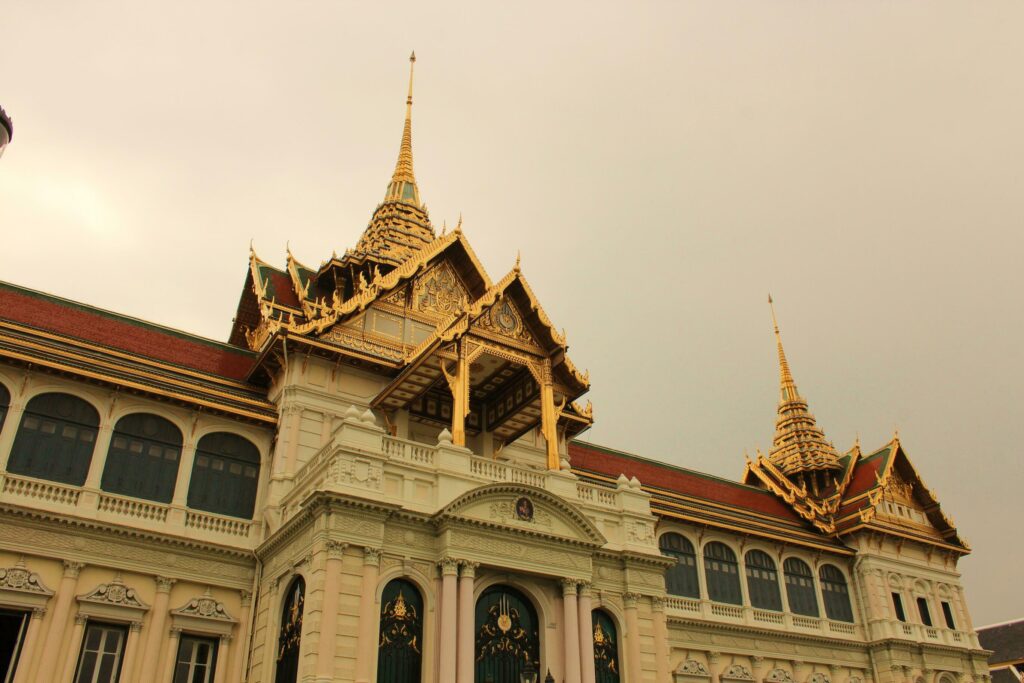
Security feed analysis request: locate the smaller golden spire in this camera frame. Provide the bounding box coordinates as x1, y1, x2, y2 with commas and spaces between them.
769, 294, 799, 403
385, 52, 420, 205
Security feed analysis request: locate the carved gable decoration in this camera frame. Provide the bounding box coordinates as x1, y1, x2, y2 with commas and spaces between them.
475, 296, 537, 347
0, 561, 52, 597
77, 575, 149, 623
440, 483, 605, 547
413, 261, 468, 317
676, 660, 712, 679
767, 669, 794, 683
172, 588, 236, 622
808, 673, 831, 683
722, 665, 755, 681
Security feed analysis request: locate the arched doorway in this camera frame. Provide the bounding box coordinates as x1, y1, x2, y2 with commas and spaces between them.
377, 579, 424, 683
592, 609, 620, 683
275, 576, 304, 683
474, 585, 539, 682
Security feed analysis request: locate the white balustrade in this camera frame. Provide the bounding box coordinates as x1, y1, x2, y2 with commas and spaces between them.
3, 474, 80, 506
98, 493, 168, 522
185, 510, 253, 537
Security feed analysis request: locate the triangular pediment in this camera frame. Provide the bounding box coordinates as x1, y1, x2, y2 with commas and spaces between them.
439, 483, 605, 547
470, 294, 541, 350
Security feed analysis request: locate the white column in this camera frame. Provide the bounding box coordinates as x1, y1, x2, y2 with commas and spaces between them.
624, 593, 643, 683
562, 579, 582, 683
160, 628, 182, 683
137, 576, 175, 681
59, 613, 88, 683
0, 397, 27, 472
33, 560, 83, 683
213, 635, 231, 683
354, 547, 382, 683
229, 590, 253, 683
120, 622, 143, 683
652, 597, 671, 683
438, 558, 459, 683
170, 438, 198, 507
316, 541, 346, 683
83, 420, 115, 490
12, 607, 45, 683
456, 561, 478, 683
577, 583, 596, 683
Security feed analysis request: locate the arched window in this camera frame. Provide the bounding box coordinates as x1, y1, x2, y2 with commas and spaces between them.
703, 542, 742, 605
475, 585, 539, 682
0, 383, 10, 433
783, 558, 819, 617
187, 433, 260, 519
8, 393, 98, 485
745, 550, 782, 611
659, 533, 700, 598
592, 609, 620, 683
819, 565, 854, 622
377, 579, 423, 683
275, 576, 304, 683
101, 414, 182, 503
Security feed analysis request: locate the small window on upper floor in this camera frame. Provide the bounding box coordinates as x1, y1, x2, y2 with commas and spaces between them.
187, 432, 261, 519
659, 533, 700, 599
916, 597, 932, 627
703, 542, 742, 606
819, 564, 854, 623
940, 601, 956, 629
0, 383, 10, 433
7, 393, 99, 486
101, 413, 182, 503
892, 592, 907, 622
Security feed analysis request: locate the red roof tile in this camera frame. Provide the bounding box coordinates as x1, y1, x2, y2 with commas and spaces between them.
569, 442, 803, 522
0, 283, 257, 381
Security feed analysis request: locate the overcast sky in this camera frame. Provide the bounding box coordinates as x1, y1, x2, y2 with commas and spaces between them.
2, 1, 1021, 625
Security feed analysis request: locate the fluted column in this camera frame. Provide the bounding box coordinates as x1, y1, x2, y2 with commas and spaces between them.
34, 560, 83, 683
709, 652, 722, 683
354, 547, 382, 683
120, 622, 143, 683
59, 613, 88, 683
624, 593, 643, 683
456, 561, 478, 683
170, 437, 198, 507
138, 576, 176, 682
229, 590, 253, 683
12, 607, 45, 683
652, 597, 671, 683
212, 635, 231, 683
438, 558, 460, 683
316, 541, 346, 683
577, 583, 596, 683
561, 579, 581, 683
83, 420, 115, 490
0, 395, 27, 472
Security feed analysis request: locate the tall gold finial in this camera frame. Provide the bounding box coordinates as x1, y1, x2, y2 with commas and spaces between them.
768, 294, 799, 402
384, 52, 420, 205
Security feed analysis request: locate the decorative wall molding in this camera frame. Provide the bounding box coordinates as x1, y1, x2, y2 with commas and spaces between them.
172, 588, 236, 622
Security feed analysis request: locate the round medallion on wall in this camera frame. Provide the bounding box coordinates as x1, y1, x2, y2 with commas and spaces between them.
514, 497, 534, 521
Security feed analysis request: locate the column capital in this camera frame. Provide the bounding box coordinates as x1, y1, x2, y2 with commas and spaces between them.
326, 540, 348, 559
30, 606, 46, 619
439, 557, 460, 576
220, 633, 234, 644
651, 596, 666, 612
155, 576, 176, 593
169, 626, 184, 638
62, 560, 85, 578
623, 592, 642, 608
239, 589, 253, 607
74, 613, 88, 625
560, 578, 579, 596
709, 651, 722, 665
129, 621, 143, 632
459, 560, 479, 578
577, 581, 593, 597
363, 547, 382, 567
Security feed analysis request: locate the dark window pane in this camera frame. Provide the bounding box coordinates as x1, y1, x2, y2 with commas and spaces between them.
659, 534, 700, 598
101, 414, 182, 503
745, 550, 782, 611
917, 597, 932, 626
8, 393, 99, 486
783, 558, 819, 617
188, 433, 261, 518
818, 565, 854, 622
704, 542, 742, 605
941, 601, 956, 629
892, 593, 906, 621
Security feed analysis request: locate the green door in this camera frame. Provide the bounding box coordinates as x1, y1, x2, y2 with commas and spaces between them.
474, 585, 539, 683
592, 609, 620, 683
377, 579, 423, 683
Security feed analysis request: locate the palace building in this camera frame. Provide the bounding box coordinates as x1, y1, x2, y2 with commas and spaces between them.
0, 56, 991, 683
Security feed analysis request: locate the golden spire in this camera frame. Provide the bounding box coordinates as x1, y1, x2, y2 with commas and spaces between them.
769, 294, 799, 403
385, 51, 420, 205
765, 296, 841, 483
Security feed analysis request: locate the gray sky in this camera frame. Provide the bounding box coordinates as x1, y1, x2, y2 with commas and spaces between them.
2, 1, 1021, 625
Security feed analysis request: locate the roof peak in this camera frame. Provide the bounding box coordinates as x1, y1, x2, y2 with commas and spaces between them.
384, 52, 420, 206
